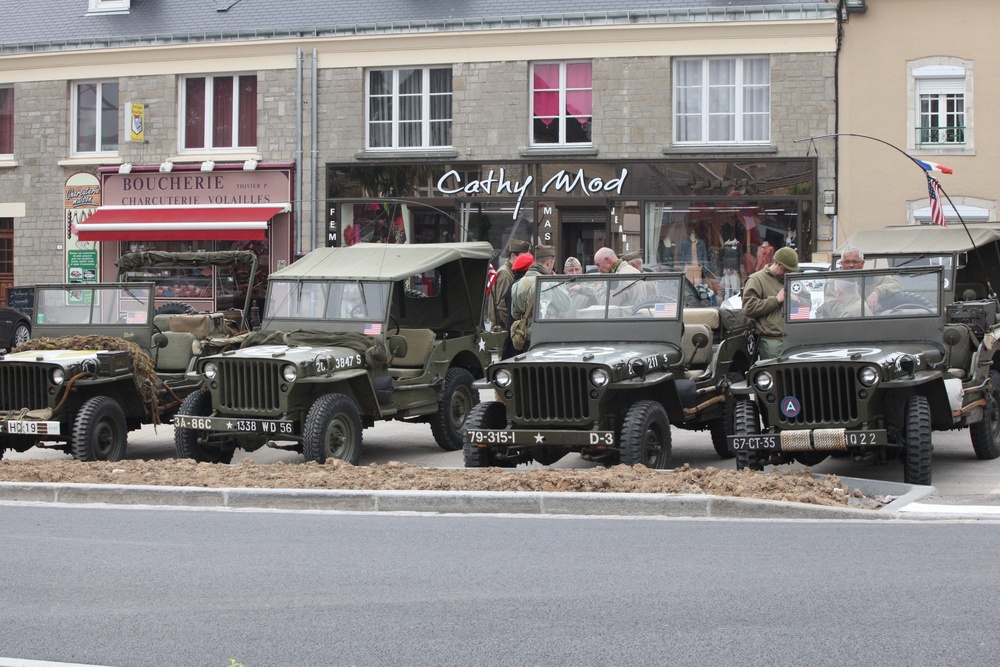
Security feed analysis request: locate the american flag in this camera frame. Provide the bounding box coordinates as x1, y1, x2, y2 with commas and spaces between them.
790, 305, 811, 320
364, 322, 382, 336
485, 263, 498, 295
927, 173, 947, 227
653, 302, 677, 317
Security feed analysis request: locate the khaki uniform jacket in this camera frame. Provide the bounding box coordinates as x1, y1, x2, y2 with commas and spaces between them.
489, 260, 515, 330
510, 264, 571, 347
742, 266, 785, 337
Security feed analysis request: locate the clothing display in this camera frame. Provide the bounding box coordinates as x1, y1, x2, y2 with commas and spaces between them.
754, 241, 774, 272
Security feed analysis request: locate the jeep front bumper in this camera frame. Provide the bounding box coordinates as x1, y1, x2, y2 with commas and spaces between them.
728, 428, 887, 453
173, 415, 298, 436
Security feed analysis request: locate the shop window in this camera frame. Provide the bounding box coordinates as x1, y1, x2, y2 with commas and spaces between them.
341, 203, 409, 245
531, 61, 592, 146
367, 67, 453, 149
0, 88, 12, 157
673, 56, 770, 145
72, 80, 119, 156
180, 74, 257, 151
914, 65, 967, 147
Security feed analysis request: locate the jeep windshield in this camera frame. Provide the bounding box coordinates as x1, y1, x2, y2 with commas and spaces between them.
785, 268, 942, 322
535, 274, 683, 321
265, 280, 389, 321
35, 285, 152, 325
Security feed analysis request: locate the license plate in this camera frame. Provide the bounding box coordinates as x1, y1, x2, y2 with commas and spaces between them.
0, 420, 60, 435
845, 430, 886, 446
728, 435, 780, 451
466, 429, 616, 447
173, 415, 297, 436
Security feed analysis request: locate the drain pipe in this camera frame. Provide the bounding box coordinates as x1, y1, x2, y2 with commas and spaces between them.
311, 48, 319, 252
295, 47, 303, 256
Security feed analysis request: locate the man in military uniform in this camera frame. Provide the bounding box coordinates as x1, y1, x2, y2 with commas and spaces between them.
510, 245, 570, 349
490, 238, 530, 331
742, 246, 801, 360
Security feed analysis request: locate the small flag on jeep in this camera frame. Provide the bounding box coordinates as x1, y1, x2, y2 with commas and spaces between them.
654, 302, 676, 317
364, 322, 382, 335
790, 305, 811, 320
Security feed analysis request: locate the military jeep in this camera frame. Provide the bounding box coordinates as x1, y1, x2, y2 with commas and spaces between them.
0, 251, 258, 462
173, 242, 494, 465
728, 265, 1000, 485
464, 271, 753, 468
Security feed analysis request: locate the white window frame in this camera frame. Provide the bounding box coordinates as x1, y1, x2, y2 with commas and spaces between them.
71, 80, 119, 158
907, 58, 973, 155
0, 86, 12, 159
178, 73, 257, 154
529, 61, 593, 147
87, 0, 130, 14
365, 67, 453, 150
673, 56, 770, 145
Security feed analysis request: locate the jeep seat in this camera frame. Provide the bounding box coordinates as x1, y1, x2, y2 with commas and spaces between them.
683, 307, 721, 330
388, 328, 436, 377
169, 314, 218, 340
155, 331, 197, 372
681, 323, 714, 371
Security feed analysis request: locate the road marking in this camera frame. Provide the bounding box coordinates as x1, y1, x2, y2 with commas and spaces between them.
899, 503, 1000, 515
0, 659, 115, 667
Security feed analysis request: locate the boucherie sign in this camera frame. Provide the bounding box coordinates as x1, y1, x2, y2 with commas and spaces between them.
437, 167, 628, 218
102, 169, 292, 207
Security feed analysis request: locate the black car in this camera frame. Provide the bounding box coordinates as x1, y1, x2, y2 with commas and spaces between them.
0, 305, 30, 351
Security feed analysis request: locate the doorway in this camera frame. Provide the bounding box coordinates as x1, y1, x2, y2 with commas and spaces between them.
560, 208, 607, 272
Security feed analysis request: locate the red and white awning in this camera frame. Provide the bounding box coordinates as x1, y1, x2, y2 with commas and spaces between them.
75, 204, 289, 241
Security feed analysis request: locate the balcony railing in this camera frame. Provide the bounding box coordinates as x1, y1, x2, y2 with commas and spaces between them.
916, 126, 965, 146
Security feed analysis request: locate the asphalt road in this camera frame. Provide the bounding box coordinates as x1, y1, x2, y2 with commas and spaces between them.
2, 505, 999, 667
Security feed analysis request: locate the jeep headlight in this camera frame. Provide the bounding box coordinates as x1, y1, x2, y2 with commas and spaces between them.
754, 371, 774, 391
494, 369, 512, 388
51, 368, 65, 385
202, 361, 218, 380
590, 368, 610, 387
282, 364, 298, 383
858, 365, 880, 387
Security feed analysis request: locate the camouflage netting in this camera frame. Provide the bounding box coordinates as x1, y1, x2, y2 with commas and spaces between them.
240, 330, 389, 369
13, 335, 162, 424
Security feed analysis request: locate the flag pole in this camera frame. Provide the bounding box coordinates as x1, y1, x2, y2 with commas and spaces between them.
797, 132, 995, 299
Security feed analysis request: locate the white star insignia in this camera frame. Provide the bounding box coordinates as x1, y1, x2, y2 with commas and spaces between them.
534, 433, 544, 443
226, 421, 234, 429
478, 338, 486, 352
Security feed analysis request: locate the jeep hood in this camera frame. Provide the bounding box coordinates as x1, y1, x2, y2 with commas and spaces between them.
211, 344, 370, 367
4, 349, 101, 366
768, 342, 945, 367
509, 342, 682, 369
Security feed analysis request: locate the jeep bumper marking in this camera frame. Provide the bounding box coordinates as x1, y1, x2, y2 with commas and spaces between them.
728, 428, 887, 452
466, 429, 615, 447
0, 420, 60, 435
174, 415, 297, 435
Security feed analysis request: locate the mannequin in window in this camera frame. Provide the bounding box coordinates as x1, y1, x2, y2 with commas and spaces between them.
721, 237, 742, 299
677, 228, 707, 283
785, 226, 797, 251
754, 239, 775, 272
656, 226, 674, 268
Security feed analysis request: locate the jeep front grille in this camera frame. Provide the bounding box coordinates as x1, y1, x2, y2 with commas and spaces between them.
217, 359, 282, 415
0, 364, 51, 411
776, 365, 859, 426
512, 366, 591, 424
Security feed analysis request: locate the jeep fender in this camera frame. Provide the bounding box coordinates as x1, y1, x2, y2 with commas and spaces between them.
298, 368, 383, 418
882, 370, 952, 426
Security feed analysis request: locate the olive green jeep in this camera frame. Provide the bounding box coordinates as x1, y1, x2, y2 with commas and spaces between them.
173, 242, 494, 464
0, 250, 258, 462
728, 265, 1000, 485
463, 271, 753, 469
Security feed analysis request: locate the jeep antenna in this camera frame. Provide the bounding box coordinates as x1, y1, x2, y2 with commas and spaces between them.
798, 132, 996, 301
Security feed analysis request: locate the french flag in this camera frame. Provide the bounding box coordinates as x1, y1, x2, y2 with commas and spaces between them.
914, 159, 954, 175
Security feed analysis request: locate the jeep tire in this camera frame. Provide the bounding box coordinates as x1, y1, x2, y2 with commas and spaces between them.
733, 399, 765, 472
463, 401, 513, 468
303, 393, 363, 465
970, 370, 1000, 460
174, 389, 236, 464
709, 371, 742, 459
620, 400, 671, 469
430, 367, 479, 451
903, 394, 932, 485
72, 395, 127, 462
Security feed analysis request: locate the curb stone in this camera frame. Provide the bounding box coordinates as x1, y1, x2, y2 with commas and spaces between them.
0, 475, 943, 520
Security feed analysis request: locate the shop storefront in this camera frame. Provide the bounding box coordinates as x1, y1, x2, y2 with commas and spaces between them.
79, 163, 295, 312
326, 158, 816, 304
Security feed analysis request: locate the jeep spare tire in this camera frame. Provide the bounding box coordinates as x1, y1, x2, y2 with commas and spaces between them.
155, 302, 197, 315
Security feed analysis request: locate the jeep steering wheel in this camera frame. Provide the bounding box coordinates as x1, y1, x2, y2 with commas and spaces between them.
885, 303, 934, 315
